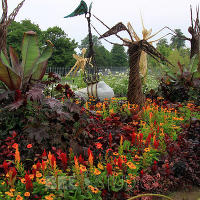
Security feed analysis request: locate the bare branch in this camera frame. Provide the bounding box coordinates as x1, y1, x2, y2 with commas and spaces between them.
1, 0, 8, 24
7, 0, 25, 25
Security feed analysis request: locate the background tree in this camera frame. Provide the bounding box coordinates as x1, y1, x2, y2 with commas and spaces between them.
170, 29, 186, 49
79, 34, 112, 67
7, 20, 42, 56
42, 26, 77, 69
110, 44, 128, 67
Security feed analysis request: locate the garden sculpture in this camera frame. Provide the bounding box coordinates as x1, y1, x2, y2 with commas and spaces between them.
123, 15, 167, 83
64, 0, 99, 98
0, 0, 25, 57
65, 48, 93, 77
92, 17, 174, 108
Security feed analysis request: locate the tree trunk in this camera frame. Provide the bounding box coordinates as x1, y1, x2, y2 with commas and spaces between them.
127, 42, 145, 108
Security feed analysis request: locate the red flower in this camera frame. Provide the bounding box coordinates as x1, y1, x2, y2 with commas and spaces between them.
131, 132, 136, 145
140, 169, 144, 177
25, 173, 33, 191
95, 142, 103, 150
12, 131, 17, 138
27, 144, 32, 149
106, 163, 112, 176
12, 143, 18, 149
87, 148, 93, 158
152, 160, 157, 171
60, 153, 68, 167
118, 156, 123, 170
36, 161, 41, 170
154, 140, 159, 149
51, 154, 56, 169
3, 160, 8, 173
42, 149, 47, 158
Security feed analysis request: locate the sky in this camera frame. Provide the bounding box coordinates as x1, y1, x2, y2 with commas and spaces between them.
3, 0, 200, 51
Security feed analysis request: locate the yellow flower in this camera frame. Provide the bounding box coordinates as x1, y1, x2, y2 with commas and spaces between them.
113, 172, 119, 176
144, 148, 150, 152
93, 168, 101, 175
24, 192, 30, 197
38, 178, 46, 185
126, 162, 136, 170
97, 162, 104, 170
1, 181, 5, 185
36, 172, 42, 178
80, 164, 87, 172
113, 152, 119, 156
91, 187, 99, 193
16, 195, 23, 200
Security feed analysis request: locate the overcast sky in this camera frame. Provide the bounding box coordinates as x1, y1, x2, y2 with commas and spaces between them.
4, 0, 200, 51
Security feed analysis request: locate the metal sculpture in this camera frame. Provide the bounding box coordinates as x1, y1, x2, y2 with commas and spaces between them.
64, 0, 99, 98
94, 18, 174, 108
0, 0, 25, 56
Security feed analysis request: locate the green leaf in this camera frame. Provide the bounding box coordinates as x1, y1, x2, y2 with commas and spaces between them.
31, 40, 54, 80
0, 51, 10, 67
0, 58, 21, 90
21, 31, 40, 84
89, 2, 93, 13
64, 0, 88, 18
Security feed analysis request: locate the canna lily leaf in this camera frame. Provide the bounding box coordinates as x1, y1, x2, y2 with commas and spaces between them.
64, 0, 88, 18
9, 46, 22, 76
32, 40, 54, 80
0, 58, 21, 90
21, 31, 40, 84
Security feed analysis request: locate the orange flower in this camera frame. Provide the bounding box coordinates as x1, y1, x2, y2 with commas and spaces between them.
5, 191, 14, 197
79, 164, 87, 172
27, 144, 32, 148
93, 168, 101, 175
126, 162, 136, 170
24, 192, 30, 197
16, 195, 23, 200
38, 178, 46, 184
36, 172, 42, 178
88, 153, 93, 167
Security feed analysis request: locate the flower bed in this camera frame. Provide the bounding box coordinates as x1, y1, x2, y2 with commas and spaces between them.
0, 97, 200, 200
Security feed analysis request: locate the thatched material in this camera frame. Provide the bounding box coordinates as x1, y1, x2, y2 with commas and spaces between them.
127, 42, 145, 107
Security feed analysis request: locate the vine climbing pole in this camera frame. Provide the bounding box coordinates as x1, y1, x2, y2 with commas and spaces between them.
0, 0, 25, 56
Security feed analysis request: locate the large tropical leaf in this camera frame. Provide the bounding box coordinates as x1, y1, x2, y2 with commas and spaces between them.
31, 40, 54, 81
9, 46, 22, 76
64, 0, 88, 18
99, 22, 128, 39
0, 58, 21, 90
21, 31, 40, 84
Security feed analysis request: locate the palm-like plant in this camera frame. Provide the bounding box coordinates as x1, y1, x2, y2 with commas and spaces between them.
0, 31, 53, 109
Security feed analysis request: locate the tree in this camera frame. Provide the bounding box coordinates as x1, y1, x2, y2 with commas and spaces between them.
170, 29, 186, 49
42, 26, 78, 69
110, 44, 128, 66
79, 34, 112, 67
79, 34, 102, 50
7, 20, 42, 55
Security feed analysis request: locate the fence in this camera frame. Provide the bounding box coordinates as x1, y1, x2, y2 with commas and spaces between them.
46, 66, 129, 76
